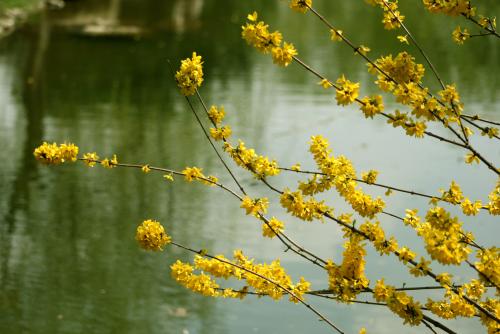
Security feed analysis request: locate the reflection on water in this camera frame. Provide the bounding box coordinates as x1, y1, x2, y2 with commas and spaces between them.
0, 1, 499, 333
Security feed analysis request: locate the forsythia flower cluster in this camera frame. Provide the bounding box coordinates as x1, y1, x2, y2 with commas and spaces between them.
366, 52, 470, 138
34, 142, 79, 165
426, 287, 476, 319
369, 52, 425, 87
182, 166, 218, 186
365, 0, 405, 30
301, 135, 385, 218
359, 220, 399, 255
325, 236, 370, 301
242, 12, 297, 67
289, 0, 312, 14
475, 247, 500, 288
261, 217, 285, 238
404, 207, 472, 265
374, 279, 424, 326
487, 179, 500, 215
280, 189, 330, 222
224, 140, 280, 178
136, 219, 172, 251
175, 52, 203, 96
452, 26, 470, 44
478, 298, 500, 334
240, 196, 269, 216
171, 260, 223, 297
171, 250, 311, 303
207, 105, 232, 141
335, 75, 360, 106
422, 0, 476, 17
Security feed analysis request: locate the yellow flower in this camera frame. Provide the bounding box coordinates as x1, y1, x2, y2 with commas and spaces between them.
464, 153, 480, 164
452, 26, 470, 45
382, 10, 405, 30
409, 257, 431, 277
101, 154, 118, 169
208, 105, 225, 125
360, 95, 384, 118
136, 219, 171, 251
436, 272, 452, 286
398, 246, 416, 264
271, 42, 298, 67
423, 0, 476, 17
247, 11, 258, 22
403, 209, 420, 228
175, 52, 204, 96
480, 127, 499, 138
291, 163, 301, 171
241, 16, 282, 54
210, 125, 232, 141
397, 35, 409, 44
142, 165, 151, 173
318, 79, 332, 89
183, 166, 204, 182
83, 152, 99, 167
356, 45, 370, 56
361, 170, 379, 184
262, 217, 284, 238
241, 196, 269, 216
34, 142, 79, 165
335, 75, 360, 106
163, 173, 174, 182
289, 0, 312, 13
330, 29, 343, 42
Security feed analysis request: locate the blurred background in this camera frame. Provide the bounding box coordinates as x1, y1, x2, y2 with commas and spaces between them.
0, 0, 499, 333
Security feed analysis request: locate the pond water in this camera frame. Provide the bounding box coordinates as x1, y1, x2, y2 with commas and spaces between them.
0, 1, 499, 333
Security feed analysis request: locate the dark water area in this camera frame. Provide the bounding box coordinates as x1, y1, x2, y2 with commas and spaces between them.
0, 1, 499, 333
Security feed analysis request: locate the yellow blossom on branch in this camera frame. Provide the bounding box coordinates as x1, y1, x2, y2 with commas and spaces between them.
34, 142, 79, 165
101, 154, 118, 169
422, 0, 476, 17
330, 29, 343, 42
175, 52, 204, 96
318, 78, 333, 89
461, 198, 482, 216
262, 217, 285, 238
207, 105, 225, 125
360, 95, 384, 118
136, 219, 171, 251
452, 26, 470, 44
240, 196, 269, 216
361, 170, 379, 184
82, 152, 99, 167
335, 75, 360, 106
210, 125, 232, 141
183, 166, 204, 182
272, 42, 298, 67
289, 0, 312, 14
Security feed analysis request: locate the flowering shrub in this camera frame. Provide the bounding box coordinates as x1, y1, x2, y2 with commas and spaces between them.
34, 0, 499, 333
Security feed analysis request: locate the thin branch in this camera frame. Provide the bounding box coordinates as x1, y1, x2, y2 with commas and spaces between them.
465, 15, 500, 39
167, 60, 247, 196
192, 91, 329, 268
462, 114, 500, 127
